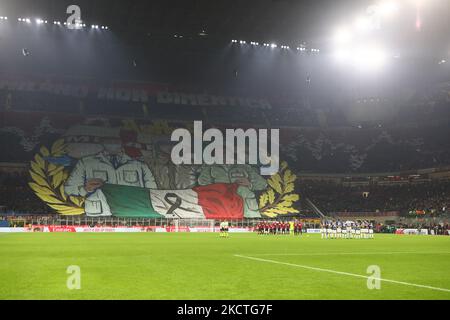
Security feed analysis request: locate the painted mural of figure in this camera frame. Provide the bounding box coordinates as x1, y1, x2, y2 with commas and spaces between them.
197, 164, 267, 218
64, 124, 114, 160
64, 136, 157, 216
146, 139, 197, 190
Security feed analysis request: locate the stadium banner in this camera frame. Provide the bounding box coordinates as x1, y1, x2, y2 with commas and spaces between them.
29, 225, 152, 232
306, 228, 321, 233
17, 225, 254, 233
0, 74, 271, 109
229, 227, 253, 233
0, 113, 301, 220
101, 183, 245, 219
395, 228, 429, 235
0, 227, 27, 233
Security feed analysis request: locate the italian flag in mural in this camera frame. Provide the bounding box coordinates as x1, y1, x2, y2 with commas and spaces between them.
101, 183, 244, 219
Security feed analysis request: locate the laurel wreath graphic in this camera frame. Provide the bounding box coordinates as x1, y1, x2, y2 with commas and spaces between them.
259, 161, 300, 218
28, 139, 85, 215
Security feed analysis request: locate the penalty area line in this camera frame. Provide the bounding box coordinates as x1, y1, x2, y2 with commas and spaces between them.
234, 254, 450, 293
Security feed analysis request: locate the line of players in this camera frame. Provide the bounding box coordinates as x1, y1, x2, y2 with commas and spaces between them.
321, 220, 374, 239
255, 221, 303, 235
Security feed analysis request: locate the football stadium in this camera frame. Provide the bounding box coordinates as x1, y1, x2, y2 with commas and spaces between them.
0, 0, 450, 303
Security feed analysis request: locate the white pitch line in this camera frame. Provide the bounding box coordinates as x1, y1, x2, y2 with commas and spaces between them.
234, 254, 450, 293
248, 251, 450, 256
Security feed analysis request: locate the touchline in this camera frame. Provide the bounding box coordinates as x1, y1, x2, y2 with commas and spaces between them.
170, 121, 279, 175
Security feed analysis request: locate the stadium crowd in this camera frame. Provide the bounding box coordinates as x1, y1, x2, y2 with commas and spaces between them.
301, 180, 450, 216
0, 172, 51, 214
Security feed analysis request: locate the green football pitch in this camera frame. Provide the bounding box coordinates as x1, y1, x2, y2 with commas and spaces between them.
1, 232, 450, 300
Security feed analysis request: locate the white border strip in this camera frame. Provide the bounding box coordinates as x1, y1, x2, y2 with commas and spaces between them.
248, 251, 450, 256
234, 254, 450, 293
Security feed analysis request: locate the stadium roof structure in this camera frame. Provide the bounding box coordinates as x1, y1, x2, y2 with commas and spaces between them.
2, 0, 449, 53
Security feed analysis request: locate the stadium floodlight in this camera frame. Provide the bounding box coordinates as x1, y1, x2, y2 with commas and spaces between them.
354, 16, 372, 33
36, 18, 44, 24
333, 27, 352, 44
378, 1, 399, 17
270, 43, 277, 48
353, 44, 387, 71
334, 48, 351, 64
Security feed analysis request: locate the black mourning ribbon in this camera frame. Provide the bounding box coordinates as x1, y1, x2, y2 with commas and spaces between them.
164, 193, 182, 218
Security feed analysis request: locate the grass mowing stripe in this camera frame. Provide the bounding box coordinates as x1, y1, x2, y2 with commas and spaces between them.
234, 254, 450, 293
